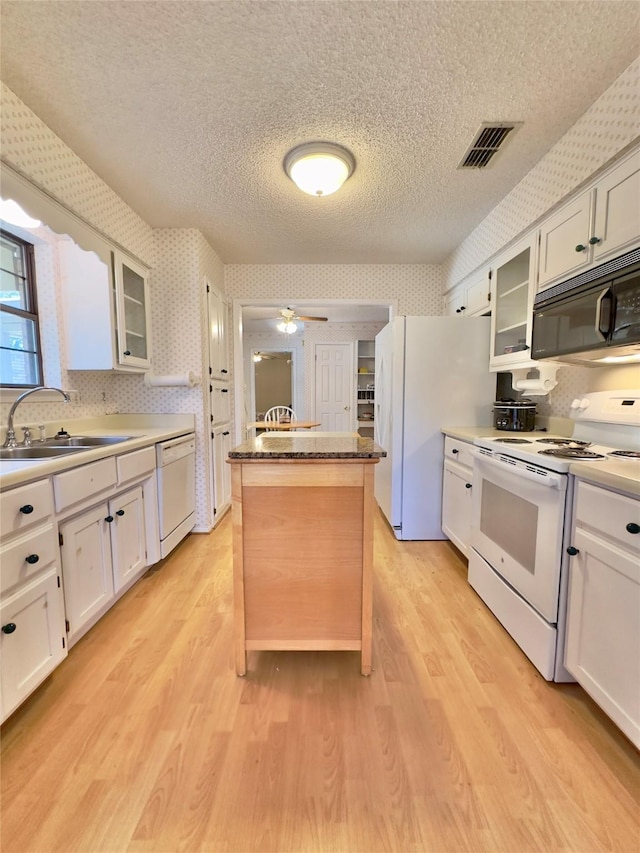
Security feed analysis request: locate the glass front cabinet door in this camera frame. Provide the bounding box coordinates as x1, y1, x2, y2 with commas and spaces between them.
489, 235, 537, 371
113, 251, 151, 370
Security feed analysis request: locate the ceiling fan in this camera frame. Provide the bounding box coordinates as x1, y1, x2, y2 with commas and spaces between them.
276, 307, 328, 333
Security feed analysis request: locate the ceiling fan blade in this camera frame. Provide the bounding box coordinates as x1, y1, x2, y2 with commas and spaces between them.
296, 315, 328, 322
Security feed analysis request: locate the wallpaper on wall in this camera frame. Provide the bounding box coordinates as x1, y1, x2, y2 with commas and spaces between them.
1, 82, 154, 265
444, 58, 640, 287
225, 264, 444, 317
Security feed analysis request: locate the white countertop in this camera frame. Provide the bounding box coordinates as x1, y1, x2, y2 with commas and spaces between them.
0, 414, 195, 489
570, 458, 640, 498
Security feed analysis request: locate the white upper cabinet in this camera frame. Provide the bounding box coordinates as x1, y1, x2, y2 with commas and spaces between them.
445, 266, 491, 317
112, 252, 152, 370
207, 280, 229, 381
489, 234, 536, 371
60, 241, 152, 372
538, 147, 640, 291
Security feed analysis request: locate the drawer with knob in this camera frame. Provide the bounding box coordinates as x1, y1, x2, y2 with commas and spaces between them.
573, 480, 640, 555
0, 524, 58, 596
0, 478, 54, 534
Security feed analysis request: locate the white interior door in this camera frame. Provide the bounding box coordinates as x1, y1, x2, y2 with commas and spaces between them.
314, 343, 354, 431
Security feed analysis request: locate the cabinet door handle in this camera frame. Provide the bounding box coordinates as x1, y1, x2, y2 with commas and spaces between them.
221, 369, 228, 374
220, 388, 228, 393
626, 522, 640, 535
123, 350, 131, 356
465, 483, 472, 489
19, 504, 34, 514
566, 546, 579, 556
2, 623, 17, 634
222, 431, 230, 436
574, 244, 587, 253
105, 515, 114, 523
452, 448, 459, 454
116, 509, 125, 517
588, 236, 601, 245
25, 554, 39, 564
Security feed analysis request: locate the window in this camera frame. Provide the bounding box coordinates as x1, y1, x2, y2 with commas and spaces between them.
0, 230, 43, 387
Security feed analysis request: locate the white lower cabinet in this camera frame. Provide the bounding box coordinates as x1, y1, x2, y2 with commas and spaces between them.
211, 425, 232, 523
0, 477, 67, 723
441, 436, 475, 556
564, 480, 640, 747
60, 486, 146, 646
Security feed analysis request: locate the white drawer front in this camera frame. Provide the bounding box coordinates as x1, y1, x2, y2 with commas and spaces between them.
117, 446, 155, 485
0, 524, 57, 596
53, 457, 117, 512
575, 481, 640, 554
444, 436, 473, 469
0, 479, 54, 536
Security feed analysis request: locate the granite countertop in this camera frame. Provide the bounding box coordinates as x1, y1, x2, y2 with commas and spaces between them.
228, 434, 386, 459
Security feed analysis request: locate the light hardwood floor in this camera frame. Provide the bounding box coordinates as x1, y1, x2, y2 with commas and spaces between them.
1, 509, 638, 853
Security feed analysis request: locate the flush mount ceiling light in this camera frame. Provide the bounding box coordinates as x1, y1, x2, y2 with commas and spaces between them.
284, 142, 355, 197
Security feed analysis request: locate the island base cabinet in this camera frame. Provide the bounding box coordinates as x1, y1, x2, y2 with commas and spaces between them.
565, 530, 640, 748
1, 569, 67, 721
231, 460, 376, 676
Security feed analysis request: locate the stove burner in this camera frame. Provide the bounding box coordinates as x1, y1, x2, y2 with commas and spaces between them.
535, 438, 575, 446
538, 448, 606, 460
494, 438, 533, 444
608, 450, 640, 459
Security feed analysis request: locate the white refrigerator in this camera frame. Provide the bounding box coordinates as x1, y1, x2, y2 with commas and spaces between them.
374, 316, 494, 540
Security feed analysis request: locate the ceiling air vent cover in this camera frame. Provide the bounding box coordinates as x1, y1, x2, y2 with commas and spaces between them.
458, 123, 522, 169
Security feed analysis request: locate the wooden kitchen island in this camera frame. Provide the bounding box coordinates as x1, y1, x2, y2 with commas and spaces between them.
228, 433, 385, 676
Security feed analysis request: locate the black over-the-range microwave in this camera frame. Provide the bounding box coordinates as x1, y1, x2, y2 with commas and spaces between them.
532, 247, 640, 365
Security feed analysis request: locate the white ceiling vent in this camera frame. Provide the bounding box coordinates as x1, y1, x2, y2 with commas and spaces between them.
458, 123, 522, 169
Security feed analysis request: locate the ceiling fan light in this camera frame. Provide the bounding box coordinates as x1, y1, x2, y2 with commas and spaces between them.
284, 142, 355, 197
277, 320, 297, 334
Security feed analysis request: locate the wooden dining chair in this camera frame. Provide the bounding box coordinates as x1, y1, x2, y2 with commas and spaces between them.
263, 406, 297, 430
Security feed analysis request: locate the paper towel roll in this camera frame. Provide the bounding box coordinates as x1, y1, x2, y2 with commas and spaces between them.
143, 372, 198, 388
512, 378, 555, 395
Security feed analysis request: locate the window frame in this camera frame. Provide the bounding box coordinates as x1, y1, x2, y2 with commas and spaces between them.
0, 228, 44, 389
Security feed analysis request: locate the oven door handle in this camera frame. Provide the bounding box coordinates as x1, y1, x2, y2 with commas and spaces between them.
470, 448, 567, 490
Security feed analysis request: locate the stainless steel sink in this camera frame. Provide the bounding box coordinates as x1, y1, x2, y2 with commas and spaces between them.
0, 435, 136, 460
0, 446, 88, 459
41, 435, 134, 447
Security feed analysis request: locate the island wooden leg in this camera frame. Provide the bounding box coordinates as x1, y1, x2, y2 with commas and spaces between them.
231, 465, 247, 676
361, 464, 374, 676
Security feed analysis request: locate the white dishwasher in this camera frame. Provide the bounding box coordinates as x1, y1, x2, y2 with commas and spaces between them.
156, 433, 196, 558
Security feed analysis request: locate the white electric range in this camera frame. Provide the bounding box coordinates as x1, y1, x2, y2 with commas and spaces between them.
467, 390, 640, 681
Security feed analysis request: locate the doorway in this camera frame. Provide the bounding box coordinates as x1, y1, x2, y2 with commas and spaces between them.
252, 350, 294, 420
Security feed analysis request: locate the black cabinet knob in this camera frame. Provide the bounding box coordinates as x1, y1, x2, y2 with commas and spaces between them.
626, 522, 640, 535
452, 448, 459, 454
19, 504, 34, 514
116, 509, 125, 517
123, 350, 131, 356
2, 623, 16, 634
566, 546, 579, 556
588, 236, 601, 245
222, 431, 230, 436
465, 483, 472, 489
25, 554, 39, 564
221, 369, 228, 374
221, 388, 228, 393
105, 515, 114, 523
575, 244, 587, 253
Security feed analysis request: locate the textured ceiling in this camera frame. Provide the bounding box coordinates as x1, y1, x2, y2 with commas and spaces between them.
1, 1, 639, 264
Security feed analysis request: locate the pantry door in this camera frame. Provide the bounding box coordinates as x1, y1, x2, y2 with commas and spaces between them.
314, 343, 354, 431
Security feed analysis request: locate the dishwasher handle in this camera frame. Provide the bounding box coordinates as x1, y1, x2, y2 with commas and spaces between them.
156, 434, 195, 466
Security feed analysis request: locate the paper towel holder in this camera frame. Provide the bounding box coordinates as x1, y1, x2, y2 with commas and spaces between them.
510, 363, 562, 396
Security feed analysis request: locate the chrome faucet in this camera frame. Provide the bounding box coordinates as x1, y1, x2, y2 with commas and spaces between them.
3, 387, 71, 448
